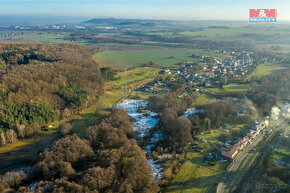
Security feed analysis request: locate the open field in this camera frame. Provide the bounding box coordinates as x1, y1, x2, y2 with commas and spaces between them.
193, 92, 216, 106
93, 67, 160, 109
0, 132, 61, 174
93, 49, 228, 69
208, 84, 250, 94
142, 23, 290, 38
275, 148, 290, 156
166, 149, 228, 193
180, 26, 290, 38
246, 62, 286, 81
197, 124, 247, 145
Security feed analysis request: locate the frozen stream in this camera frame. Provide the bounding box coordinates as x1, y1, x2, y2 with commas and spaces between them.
116, 99, 163, 180
116, 99, 200, 181
116, 99, 159, 137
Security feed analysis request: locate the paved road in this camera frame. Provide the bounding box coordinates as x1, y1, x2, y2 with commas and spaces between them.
243, 120, 290, 193
216, 117, 288, 193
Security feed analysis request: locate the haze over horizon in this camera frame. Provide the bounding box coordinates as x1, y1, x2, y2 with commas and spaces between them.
1, 0, 290, 22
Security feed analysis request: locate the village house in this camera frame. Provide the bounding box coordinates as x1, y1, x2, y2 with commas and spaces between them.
236, 137, 248, 150
247, 130, 258, 140
221, 145, 239, 159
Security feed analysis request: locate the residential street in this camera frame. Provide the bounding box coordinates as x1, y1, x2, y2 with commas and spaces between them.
216, 117, 289, 193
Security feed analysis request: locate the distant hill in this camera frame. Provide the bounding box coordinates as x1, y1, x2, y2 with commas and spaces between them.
84, 18, 169, 26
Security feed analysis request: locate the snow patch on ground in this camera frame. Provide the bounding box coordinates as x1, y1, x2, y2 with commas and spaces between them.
117, 99, 164, 180
116, 99, 159, 137
28, 181, 38, 188
148, 159, 164, 181
182, 108, 198, 118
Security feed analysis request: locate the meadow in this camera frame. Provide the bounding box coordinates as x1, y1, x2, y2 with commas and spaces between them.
246, 62, 286, 81
166, 152, 227, 193
93, 49, 228, 69
193, 92, 216, 106
207, 84, 250, 94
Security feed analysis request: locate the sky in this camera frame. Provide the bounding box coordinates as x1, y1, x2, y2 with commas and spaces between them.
0, 0, 290, 21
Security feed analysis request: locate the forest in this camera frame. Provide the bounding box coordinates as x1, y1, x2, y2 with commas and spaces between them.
0, 109, 159, 193
0, 44, 104, 146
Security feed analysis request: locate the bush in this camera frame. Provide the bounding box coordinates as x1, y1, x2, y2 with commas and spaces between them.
104, 108, 132, 135
24, 123, 41, 138
60, 123, 72, 136
1, 171, 28, 188
100, 67, 115, 81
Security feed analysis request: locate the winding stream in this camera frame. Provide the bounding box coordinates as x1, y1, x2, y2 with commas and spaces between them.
116, 98, 198, 181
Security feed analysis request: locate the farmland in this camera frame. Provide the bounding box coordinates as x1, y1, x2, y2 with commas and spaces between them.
179, 26, 290, 38
93, 49, 228, 69
246, 62, 286, 81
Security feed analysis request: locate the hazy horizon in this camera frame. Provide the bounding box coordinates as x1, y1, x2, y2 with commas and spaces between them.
1, 0, 290, 22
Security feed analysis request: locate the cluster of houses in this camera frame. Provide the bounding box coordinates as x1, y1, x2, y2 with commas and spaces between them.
203, 54, 253, 78
135, 77, 172, 93
221, 120, 269, 159
160, 65, 211, 85
159, 49, 259, 87
135, 50, 258, 97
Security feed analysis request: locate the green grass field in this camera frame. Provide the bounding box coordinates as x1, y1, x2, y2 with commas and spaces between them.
275, 148, 290, 156
274, 142, 290, 161
93, 67, 160, 109
246, 62, 286, 81
166, 149, 228, 193
208, 84, 250, 94
93, 49, 228, 69
193, 92, 216, 106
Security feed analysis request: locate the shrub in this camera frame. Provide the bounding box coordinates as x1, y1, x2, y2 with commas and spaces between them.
60, 123, 72, 136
